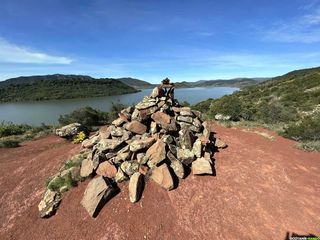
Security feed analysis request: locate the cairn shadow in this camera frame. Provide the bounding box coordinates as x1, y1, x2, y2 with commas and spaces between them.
284, 232, 318, 240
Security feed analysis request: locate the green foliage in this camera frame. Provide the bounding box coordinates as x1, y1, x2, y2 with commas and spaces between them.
256, 102, 298, 123
295, 141, 320, 152
192, 66, 320, 144
209, 95, 243, 121
58, 106, 109, 126
0, 75, 138, 102
108, 102, 127, 122
0, 139, 20, 148
180, 100, 191, 107
0, 122, 32, 137
281, 115, 320, 141
47, 173, 77, 192
72, 131, 87, 144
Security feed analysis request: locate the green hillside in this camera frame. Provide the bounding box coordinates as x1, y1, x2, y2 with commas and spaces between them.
193, 67, 320, 148
0, 74, 139, 102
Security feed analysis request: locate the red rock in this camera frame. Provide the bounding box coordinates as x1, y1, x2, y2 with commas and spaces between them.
96, 161, 117, 178
146, 140, 166, 167
125, 120, 147, 134
139, 165, 149, 175
151, 111, 171, 125
150, 163, 174, 190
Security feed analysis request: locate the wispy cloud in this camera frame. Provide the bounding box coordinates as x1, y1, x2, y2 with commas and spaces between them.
0, 38, 72, 64
264, 7, 320, 43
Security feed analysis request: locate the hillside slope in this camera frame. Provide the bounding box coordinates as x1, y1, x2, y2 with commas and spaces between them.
0, 74, 139, 102
194, 67, 320, 142
0, 125, 319, 239
117, 77, 154, 89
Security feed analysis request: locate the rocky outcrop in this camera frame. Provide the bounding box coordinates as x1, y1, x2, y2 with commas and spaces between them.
55, 123, 87, 138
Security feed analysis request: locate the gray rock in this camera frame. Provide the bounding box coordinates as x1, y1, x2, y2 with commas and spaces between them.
177, 148, 195, 165
179, 129, 195, 150
120, 161, 139, 176
129, 137, 155, 152
177, 115, 193, 124
161, 135, 174, 144
150, 87, 160, 98
81, 177, 116, 217
55, 123, 86, 138
129, 172, 143, 203
115, 168, 128, 183
135, 99, 157, 110
215, 114, 231, 121
167, 152, 184, 179
38, 189, 61, 218
192, 139, 202, 158
82, 135, 99, 149
80, 157, 94, 178
96, 139, 123, 152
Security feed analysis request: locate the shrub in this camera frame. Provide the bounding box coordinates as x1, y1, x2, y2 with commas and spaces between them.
281, 115, 320, 141
58, 106, 109, 126
0, 122, 32, 137
108, 102, 127, 122
209, 95, 243, 121
47, 173, 77, 192
0, 139, 20, 148
257, 102, 298, 124
180, 100, 190, 107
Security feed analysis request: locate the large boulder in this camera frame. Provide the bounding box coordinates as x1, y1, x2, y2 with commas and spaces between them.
55, 123, 87, 138
81, 176, 116, 217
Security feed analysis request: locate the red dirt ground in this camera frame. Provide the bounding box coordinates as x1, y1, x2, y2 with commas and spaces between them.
0, 124, 319, 240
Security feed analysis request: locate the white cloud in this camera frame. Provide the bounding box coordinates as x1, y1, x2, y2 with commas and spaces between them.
264, 7, 320, 43
0, 38, 72, 64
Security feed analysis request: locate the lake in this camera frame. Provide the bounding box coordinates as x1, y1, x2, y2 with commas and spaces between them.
0, 87, 238, 125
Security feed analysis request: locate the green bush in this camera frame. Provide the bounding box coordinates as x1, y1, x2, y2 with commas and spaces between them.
0, 139, 20, 148
47, 173, 77, 192
257, 102, 298, 124
209, 95, 243, 121
281, 115, 320, 141
58, 106, 109, 126
0, 122, 32, 137
108, 102, 127, 122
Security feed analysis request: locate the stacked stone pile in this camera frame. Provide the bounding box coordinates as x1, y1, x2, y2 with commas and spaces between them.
38, 80, 227, 218
79, 82, 225, 217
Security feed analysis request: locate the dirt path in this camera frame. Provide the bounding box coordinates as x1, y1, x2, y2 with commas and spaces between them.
0, 125, 319, 240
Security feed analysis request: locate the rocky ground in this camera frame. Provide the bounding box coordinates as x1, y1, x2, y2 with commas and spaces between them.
0, 124, 319, 240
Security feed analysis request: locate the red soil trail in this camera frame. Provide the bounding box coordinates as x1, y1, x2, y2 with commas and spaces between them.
0, 125, 319, 240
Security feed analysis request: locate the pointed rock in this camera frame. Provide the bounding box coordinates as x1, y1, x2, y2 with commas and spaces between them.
129, 172, 144, 203
81, 177, 116, 217
150, 163, 174, 190
167, 152, 185, 179
151, 111, 171, 125
38, 189, 61, 218
215, 138, 227, 148
146, 139, 166, 168
179, 129, 195, 150
115, 168, 128, 183
80, 157, 94, 178
96, 139, 123, 152
192, 157, 213, 175
192, 139, 202, 158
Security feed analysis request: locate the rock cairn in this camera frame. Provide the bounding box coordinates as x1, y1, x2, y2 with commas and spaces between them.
38, 78, 226, 218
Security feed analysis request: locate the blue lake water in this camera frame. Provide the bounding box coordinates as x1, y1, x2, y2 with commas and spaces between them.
0, 87, 239, 125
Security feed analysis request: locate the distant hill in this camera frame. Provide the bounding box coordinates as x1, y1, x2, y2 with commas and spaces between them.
116, 77, 154, 89
0, 74, 139, 102
175, 78, 269, 88
193, 66, 320, 142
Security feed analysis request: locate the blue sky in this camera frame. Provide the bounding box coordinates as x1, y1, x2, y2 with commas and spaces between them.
0, 0, 320, 83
